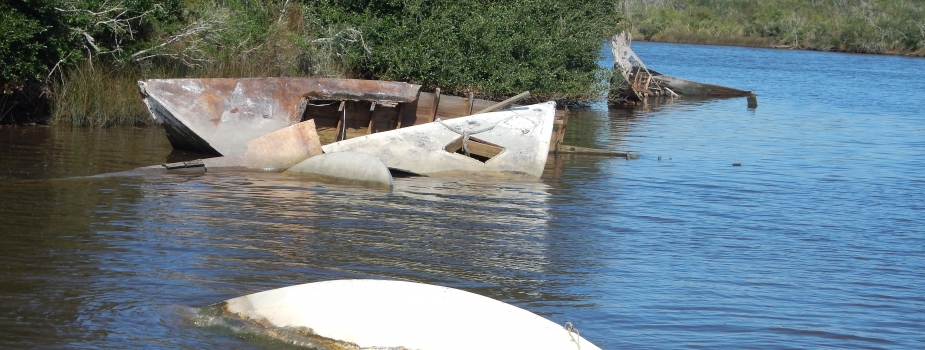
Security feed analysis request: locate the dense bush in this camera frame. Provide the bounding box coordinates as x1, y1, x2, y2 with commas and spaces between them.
3, 0, 621, 125
1, 0, 182, 87
307, 0, 621, 101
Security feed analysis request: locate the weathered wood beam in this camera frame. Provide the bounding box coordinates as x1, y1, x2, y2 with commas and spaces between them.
473, 91, 531, 115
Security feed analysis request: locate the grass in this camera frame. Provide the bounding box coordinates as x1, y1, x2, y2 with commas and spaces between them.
47, 2, 351, 126
652, 32, 776, 48
622, 0, 925, 56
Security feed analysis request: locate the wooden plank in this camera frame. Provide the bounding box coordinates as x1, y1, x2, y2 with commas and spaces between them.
335, 101, 345, 141
410, 92, 496, 125
367, 102, 376, 135
551, 108, 568, 152
466, 140, 504, 158
434, 94, 471, 120
394, 104, 404, 129
429, 88, 441, 122
291, 97, 309, 125
473, 91, 530, 114
443, 136, 504, 159
343, 100, 374, 134
552, 144, 633, 158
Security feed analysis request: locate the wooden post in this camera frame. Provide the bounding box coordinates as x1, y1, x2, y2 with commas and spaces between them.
747, 94, 758, 109
474, 91, 530, 115
335, 100, 345, 141
291, 97, 309, 124
466, 92, 475, 115
430, 88, 441, 122
367, 101, 376, 135
394, 103, 404, 130
556, 107, 569, 153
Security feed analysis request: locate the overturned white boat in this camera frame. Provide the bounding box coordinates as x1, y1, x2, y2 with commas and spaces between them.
322, 102, 556, 178
219, 279, 601, 350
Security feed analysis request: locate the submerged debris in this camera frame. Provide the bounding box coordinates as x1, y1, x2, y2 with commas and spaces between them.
609, 32, 758, 108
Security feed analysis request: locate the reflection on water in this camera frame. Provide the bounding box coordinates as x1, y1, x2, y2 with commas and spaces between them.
3, 42, 925, 349
0, 130, 568, 347
123, 172, 556, 291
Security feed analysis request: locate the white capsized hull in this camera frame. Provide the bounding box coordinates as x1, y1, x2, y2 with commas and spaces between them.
321, 102, 556, 177
221, 279, 601, 350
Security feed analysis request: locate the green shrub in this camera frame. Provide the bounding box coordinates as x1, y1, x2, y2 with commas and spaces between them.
7, 0, 623, 125
1, 0, 182, 88
306, 0, 621, 101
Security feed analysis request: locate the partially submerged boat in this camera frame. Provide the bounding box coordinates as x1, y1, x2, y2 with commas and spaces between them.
135, 77, 579, 181
214, 279, 602, 350
608, 32, 758, 107
322, 102, 556, 177
138, 78, 569, 157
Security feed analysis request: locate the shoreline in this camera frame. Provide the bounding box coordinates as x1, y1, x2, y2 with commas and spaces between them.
637, 33, 925, 58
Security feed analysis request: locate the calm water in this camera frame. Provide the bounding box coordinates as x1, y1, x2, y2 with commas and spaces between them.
2, 43, 924, 349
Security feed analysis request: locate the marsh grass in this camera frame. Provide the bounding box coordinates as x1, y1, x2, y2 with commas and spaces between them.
652, 32, 774, 48
48, 56, 346, 126
623, 0, 925, 56
48, 1, 353, 126
50, 62, 148, 127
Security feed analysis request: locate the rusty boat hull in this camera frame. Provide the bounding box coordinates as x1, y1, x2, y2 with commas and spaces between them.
138, 78, 569, 157
138, 78, 422, 155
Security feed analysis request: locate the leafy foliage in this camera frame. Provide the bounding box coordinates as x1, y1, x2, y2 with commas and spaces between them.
4, 0, 621, 125
1, 0, 182, 88
307, 0, 622, 100
1, 1, 69, 86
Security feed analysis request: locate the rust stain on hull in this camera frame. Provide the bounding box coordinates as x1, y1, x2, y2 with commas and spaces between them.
139, 77, 573, 158
138, 78, 422, 156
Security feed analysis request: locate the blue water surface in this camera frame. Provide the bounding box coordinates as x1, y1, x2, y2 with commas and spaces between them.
0, 43, 923, 349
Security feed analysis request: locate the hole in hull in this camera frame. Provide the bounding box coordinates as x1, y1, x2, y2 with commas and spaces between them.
443, 136, 505, 163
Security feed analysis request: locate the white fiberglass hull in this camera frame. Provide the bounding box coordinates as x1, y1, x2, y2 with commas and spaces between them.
221, 279, 601, 350
321, 102, 556, 178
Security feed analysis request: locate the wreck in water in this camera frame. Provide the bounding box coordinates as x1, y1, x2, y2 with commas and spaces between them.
137, 78, 569, 157
133, 77, 572, 182
608, 32, 758, 108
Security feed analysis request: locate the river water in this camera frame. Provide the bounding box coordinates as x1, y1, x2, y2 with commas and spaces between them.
1, 43, 924, 349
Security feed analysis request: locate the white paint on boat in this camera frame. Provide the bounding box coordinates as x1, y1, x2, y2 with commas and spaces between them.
321, 102, 556, 178
285, 151, 393, 189
222, 279, 601, 350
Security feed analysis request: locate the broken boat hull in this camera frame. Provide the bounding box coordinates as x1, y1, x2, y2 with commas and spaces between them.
322, 102, 556, 177
138, 78, 569, 157
138, 78, 422, 156
608, 32, 756, 105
